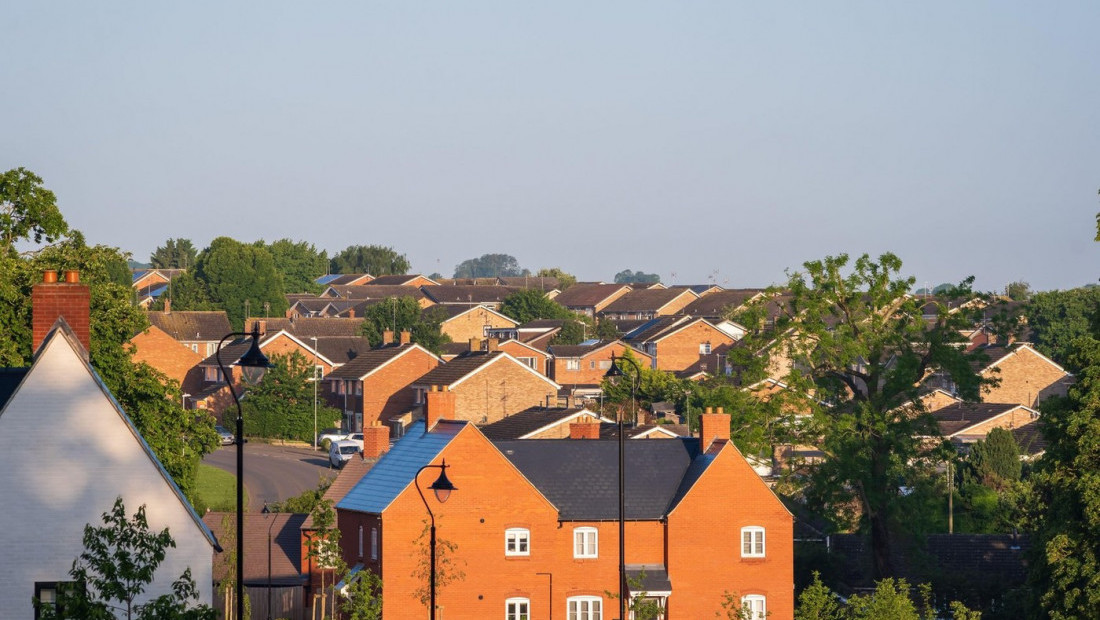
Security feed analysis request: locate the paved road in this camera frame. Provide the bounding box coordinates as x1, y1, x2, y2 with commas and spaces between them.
203, 442, 336, 511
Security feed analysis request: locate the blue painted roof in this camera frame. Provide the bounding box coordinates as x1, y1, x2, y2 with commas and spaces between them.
315, 274, 341, 285
337, 420, 465, 514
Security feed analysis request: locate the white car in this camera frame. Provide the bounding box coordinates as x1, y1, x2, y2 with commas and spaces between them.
329, 440, 361, 468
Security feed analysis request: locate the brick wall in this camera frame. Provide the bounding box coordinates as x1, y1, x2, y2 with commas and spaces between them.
982, 347, 1073, 408
451, 360, 558, 425
653, 322, 736, 372
129, 326, 205, 396
551, 343, 653, 386
32, 272, 91, 353
363, 350, 440, 428
441, 307, 516, 343
497, 341, 548, 376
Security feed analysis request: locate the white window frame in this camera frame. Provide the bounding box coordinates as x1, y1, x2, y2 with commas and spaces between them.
700, 342, 712, 354
573, 527, 598, 559
741, 594, 766, 619
565, 359, 580, 371
567, 595, 602, 620
506, 597, 531, 620
505, 528, 530, 556
741, 526, 765, 558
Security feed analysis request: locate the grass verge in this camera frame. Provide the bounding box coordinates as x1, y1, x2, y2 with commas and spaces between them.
194, 463, 242, 512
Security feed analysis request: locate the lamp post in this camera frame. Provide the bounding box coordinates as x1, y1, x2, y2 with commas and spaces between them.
414, 459, 458, 620
217, 325, 273, 620
311, 336, 319, 451
261, 504, 276, 620
604, 353, 641, 620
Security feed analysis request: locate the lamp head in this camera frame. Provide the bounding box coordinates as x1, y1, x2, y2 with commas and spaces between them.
430, 459, 457, 503
603, 354, 626, 382
237, 325, 274, 384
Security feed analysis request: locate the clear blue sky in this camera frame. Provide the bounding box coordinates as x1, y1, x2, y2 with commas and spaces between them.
4, 2, 1098, 291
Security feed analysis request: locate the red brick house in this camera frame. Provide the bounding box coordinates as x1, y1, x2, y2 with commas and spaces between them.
548, 340, 654, 387
322, 342, 443, 433
624, 316, 738, 372
146, 309, 232, 359
553, 283, 632, 318
335, 408, 793, 619
128, 324, 206, 400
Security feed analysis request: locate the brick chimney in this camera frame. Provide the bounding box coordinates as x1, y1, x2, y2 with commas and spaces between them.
425, 385, 456, 431
399, 330, 411, 345
382, 329, 394, 345
700, 407, 732, 451
361, 422, 390, 459
570, 421, 601, 439
164, 298, 171, 314
33, 270, 91, 354
469, 337, 482, 352
486, 337, 499, 352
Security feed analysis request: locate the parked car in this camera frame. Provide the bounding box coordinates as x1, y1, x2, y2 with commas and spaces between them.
214, 425, 234, 446
317, 428, 346, 447
329, 440, 361, 468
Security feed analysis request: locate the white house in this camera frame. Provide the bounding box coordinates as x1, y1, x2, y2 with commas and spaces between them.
0, 272, 218, 617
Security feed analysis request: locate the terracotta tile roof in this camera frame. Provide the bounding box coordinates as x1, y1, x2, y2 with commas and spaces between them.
146, 311, 232, 341
681, 289, 765, 317
421, 285, 520, 304
601, 288, 697, 314
932, 402, 1023, 436
203, 512, 308, 586
554, 283, 631, 308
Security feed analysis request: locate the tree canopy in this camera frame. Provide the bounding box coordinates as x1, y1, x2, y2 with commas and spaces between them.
359, 296, 450, 353
536, 267, 577, 289
242, 351, 342, 442
265, 238, 327, 294
613, 269, 660, 284
194, 237, 287, 330
453, 253, 528, 278
330, 244, 410, 275
0, 166, 68, 253
1025, 287, 1100, 370
736, 253, 988, 579
149, 238, 197, 270
498, 288, 573, 324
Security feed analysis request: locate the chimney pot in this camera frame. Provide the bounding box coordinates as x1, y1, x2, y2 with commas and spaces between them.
43, 270, 58, 283
64, 270, 79, 283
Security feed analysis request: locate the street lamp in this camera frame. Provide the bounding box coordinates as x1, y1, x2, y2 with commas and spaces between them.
261, 504, 276, 620
414, 459, 458, 620
217, 324, 273, 620
604, 353, 640, 620
310, 336, 319, 451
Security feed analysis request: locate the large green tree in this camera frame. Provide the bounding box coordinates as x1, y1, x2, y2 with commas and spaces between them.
241, 351, 341, 442
330, 244, 410, 275
613, 269, 660, 284
452, 253, 527, 278
536, 267, 577, 289
1027, 336, 1100, 618
0, 166, 68, 253
265, 238, 327, 294
149, 238, 197, 270
1026, 287, 1100, 370
359, 296, 450, 353
737, 253, 988, 579
498, 288, 573, 324
193, 237, 287, 330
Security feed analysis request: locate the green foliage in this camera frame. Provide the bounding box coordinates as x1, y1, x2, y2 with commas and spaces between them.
1003, 281, 1031, 301
847, 578, 920, 620
341, 568, 383, 620
267, 476, 333, 514
614, 269, 660, 284
740, 253, 988, 579
536, 267, 577, 289
1027, 336, 1100, 618
305, 500, 346, 620
412, 518, 466, 609
1025, 287, 1100, 370
0, 166, 68, 252
330, 244, 410, 275
36, 497, 216, 620
794, 573, 982, 620
499, 288, 573, 324
688, 380, 791, 458
599, 349, 692, 422
453, 253, 528, 278
241, 351, 342, 442
359, 296, 451, 353
265, 238, 327, 294
149, 238, 197, 270
194, 237, 287, 330
596, 317, 620, 340
965, 428, 1022, 488
193, 464, 237, 513
551, 317, 595, 346
149, 271, 212, 312
795, 572, 843, 620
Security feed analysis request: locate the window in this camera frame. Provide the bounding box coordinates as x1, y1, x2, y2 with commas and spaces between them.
567, 596, 602, 620
598, 360, 612, 370
741, 526, 765, 558
35, 582, 73, 620
573, 527, 598, 558
741, 595, 766, 619
204, 367, 224, 383
518, 357, 537, 369
355, 381, 362, 396
506, 597, 531, 620
190, 343, 199, 353
505, 528, 530, 556
358, 525, 364, 558
700, 342, 712, 354
370, 527, 378, 561
590, 360, 596, 369
565, 359, 580, 371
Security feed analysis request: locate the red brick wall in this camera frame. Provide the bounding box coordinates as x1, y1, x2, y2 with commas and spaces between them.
451, 360, 558, 424
667, 444, 794, 619
497, 340, 549, 376
32, 276, 91, 353
551, 343, 653, 386
363, 350, 440, 428
654, 322, 736, 372
129, 326, 205, 396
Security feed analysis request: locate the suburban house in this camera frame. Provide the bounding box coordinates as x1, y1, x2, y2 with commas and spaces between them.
623, 316, 738, 372
553, 283, 633, 317
478, 406, 610, 440
932, 403, 1040, 445
420, 285, 522, 309
548, 340, 654, 388
146, 309, 233, 359
972, 343, 1074, 408
681, 289, 766, 320
409, 351, 562, 426
315, 273, 375, 286
438, 305, 519, 343
365, 274, 440, 287
335, 407, 793, 619
0, 271, 217, 617
322, 339, 443, 434
597, 288, 700, 321
128, 323, 206, 400
322, 284, 431, 309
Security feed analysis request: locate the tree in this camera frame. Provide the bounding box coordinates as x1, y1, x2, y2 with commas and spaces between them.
330, 244, 410, 275
498, 288, 574, 324
0, 166, 68, 253
148, 271, 212, 312
241, 351, 341, 442
359, 297, 451, 353
1027, 336, 1100, 619
795, 572, 843, 620
965, 427, 1022, 488
1003, 281, 1031, 301
737, 253, 988, 579
536, 267, 577, 289
149, 239, 197, 270
341, 568, 383, 620
411, 519, 466, 613
614, 269, 660, 284
36, 497, 216, 620
193, 237, 287, 330
306, 499, 346, 620
452, 253, 527, 278
551, 317, 594, 346
1025, 287, 1100, 370
265, 238, 327, 294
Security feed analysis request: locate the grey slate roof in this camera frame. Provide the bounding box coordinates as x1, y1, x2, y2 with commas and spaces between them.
251, 317, 366, 338
681, 289, 765, 317
146, 311, 232, 341
421, 285, 520, 304
325, 344, 424, 380
412, 351, 506, 387
626, 565, 673, 594
554, 283, 631, 309
337, 420, 466, 514
325, 284, 425, 301
933, 402, 1023, 436
314, 337, 373, 365
623, 316, 692, 343
600, 288, 696, 314
493, 438, 704, 520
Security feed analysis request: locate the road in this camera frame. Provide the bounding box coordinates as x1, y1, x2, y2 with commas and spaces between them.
203, 442, 336, 511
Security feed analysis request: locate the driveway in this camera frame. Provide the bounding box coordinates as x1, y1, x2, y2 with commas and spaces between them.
203, 442, 336, 512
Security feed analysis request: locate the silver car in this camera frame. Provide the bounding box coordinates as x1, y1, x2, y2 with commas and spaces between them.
328, 440, 361, 468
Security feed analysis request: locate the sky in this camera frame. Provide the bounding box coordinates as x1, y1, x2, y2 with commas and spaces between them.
4, 2, 1099, 292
